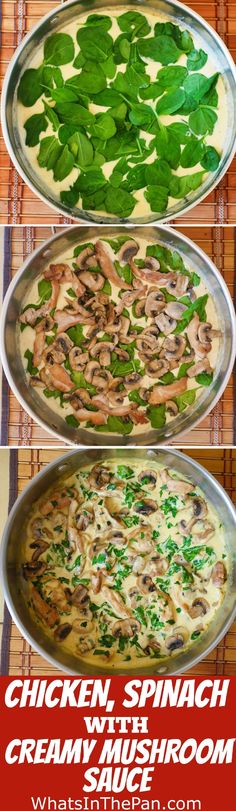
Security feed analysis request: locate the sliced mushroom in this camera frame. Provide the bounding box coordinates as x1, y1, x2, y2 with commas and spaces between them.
192, 496, 208, 519
72, 617, 94, 634
138, 574, 156, 594
69, 347, 89, 371
148, 376, 187, 405
147, 555, 169, 576
165, 627, 189, 652
144, 639, 161, 656
165, 302, 187, 319
138, 470, 157, 488
155, 312, 177, 335
191, 519, 215, 540
134, 499, 157, 515
145, 290, 165, 317
78, 270, 104, 292
54, 623, 72, 641
161, 335, 186, 361
146, 359, 169, 378
71, 585, 90, 607
77, 637, 95, 654
118, 239, 139, 263
135, 299, 146, 318
166, 275, 189, 298
54, 333, 73, 355
166, 400, 179, 416
188, 597, 210, 619
123, 373, 142, 390
198, 322, 219, 347
84, 360, 101, 384
112, 618, 141, 638
90, 341, 114, 367
76, 246, 95, 269
23, 561, 47, 579
88, 465, 112, 489
29, 540, 49, 561
211, 561, 227, 588
186, 315, 208, 357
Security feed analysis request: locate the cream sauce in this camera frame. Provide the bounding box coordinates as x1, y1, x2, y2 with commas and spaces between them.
21, 458, 228, 670
16, 7, 229, 220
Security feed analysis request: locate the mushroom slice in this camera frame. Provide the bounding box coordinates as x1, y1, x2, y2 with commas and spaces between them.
113, 618, 141, 638
78, 270, 104, 292
30, 540, 49, 561
95, 240, 132, 290
77, 637, 95, 655
138, 574, 156, 594
116, 286, 147, 314
166, 275, 189, 298
145, 290, 165, 317
165, 627, 189, 652
88, 465, 112, 489
71, 585, 90, 607
123, 373, 142, 391
148, 376, 187, 405
69, 347, 89, 371
146, 359, 170, 378
191, 496, 208, 519
118, 239, 139, 263
161, 335, 186, 361
134, 499, 158, 515
188, 598, 210, 619
144, 640, 161, 656
166, 400, 179, 416
186, 315, 208, 357
187, 358, 213, 378
23, 561, 47, 579
155, 312, 177, 335
138, 470, 157, 488
84, 360, 101, 384
135, 299, 146, 318
54, 333, 74, 355
76, 246, 95, 269
90, 341, 114, 367
54, 623, 72, 642
147, 555, 169, 576
211, 561, 227, 588
165, 302, 187, 319
91, 395, 133, 417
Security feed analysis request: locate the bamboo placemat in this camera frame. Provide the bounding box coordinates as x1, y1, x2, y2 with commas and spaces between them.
1, 225, 235, 446
1, 447, 235, 675
0, 0, 236, 224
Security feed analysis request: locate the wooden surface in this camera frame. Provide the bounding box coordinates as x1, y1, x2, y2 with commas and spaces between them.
4, 447, 236, 676
0, 0, 236, 224
2, 225, 235, 447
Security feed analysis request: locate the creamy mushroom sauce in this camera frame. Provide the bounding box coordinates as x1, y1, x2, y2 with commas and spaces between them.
16, 8, 228, 220
19, 235, 220, 438
21, 459, 228, 669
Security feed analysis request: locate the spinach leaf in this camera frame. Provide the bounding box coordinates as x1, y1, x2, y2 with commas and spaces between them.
105, 187, 136, 218
68, 131, 93, 167
144, 185, 169, 212
174, 295, 208, 333
174, 389, 197, 412
177, 361, 194, 378
128, 390, 147, 406
77, 26, 113, 62
129, 103, 157, 130
66, 324, 85, 346
154, 22, 193, 54
71, 371, 96, 395
138, 35, 181, 65
55, 102, 93, 126
37, 136, 62, 170
117, 465, 134, 479
93, 88, 123, 107
53, 144, 74, 181
18, 68, 44, 107
85, 14, 112, 31
96, 416, 133, 434
24, 113, 48, 146
168, 122, 190, 143
123, 163, 146, 192
44, 33, 75, 65
189, 107, 217, 136
44, 102, 60, 132
145, 159, 171, 188
157, 65, 188, 87
114, 33, 131, 64
65, 414, 79, 428
66, 66, 106, 95
180, 136, 204, 168
156, 88, 185, 115
89, 113, 117, 140
146, 404, 166, 429
183, 72, 219, 103
38, 279, 52, 303
118, 11, 151, 37
24, 349, 39, 376
155, 126, 181, 170
201, 146, 220, 171
169, 171, 204, 198
187, 48, 207, 71
196, 372, 213, 385
41, 65, 63, 93
75, 168, 107, 195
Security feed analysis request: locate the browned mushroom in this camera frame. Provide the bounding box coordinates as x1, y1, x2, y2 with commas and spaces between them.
145, 289, 165, 317
54, 623, 72, 641
23, 561, 47, 579
78, 270, 104, 292
134, 499, 158, 515
118, 239, 139, 263
29, 540, 49, 561
186, 315, 209, 357
88, 465, 112, 489
112, 618, 141, 638
146, 359, 170, 378
144, 639, 161, 656
138, 574, 156, 594
187, 358, 213, 378
71, 585, 90, 607
188, 598, 210, 619
165, 627, 189, 652
76, 246, 95, 269
138, 470, 157, 488
69, 347, 89, 371
166, 400, 179, 416
211, 561, 227, 587
161, 335, 186, 361
90, 341, 114, 367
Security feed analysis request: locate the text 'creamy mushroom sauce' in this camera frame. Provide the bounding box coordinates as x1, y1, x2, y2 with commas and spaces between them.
21, 460, 228, 668
16, 9, 228, 220
19, 235, 220, 437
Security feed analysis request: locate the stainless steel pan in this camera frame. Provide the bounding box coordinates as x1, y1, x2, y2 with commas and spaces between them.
1, 0, 236, 224
1, 225, 235, 446
1, 447, 236, 675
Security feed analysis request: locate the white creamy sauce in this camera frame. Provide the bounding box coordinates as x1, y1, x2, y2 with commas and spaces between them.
19, 234, 220, 438
22, 459, 228, 670
16, 7, 229, 219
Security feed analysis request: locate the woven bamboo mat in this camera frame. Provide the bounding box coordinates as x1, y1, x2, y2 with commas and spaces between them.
0, 447, 235, 675
0, 0, 236, 224
2, 225, 236, 446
